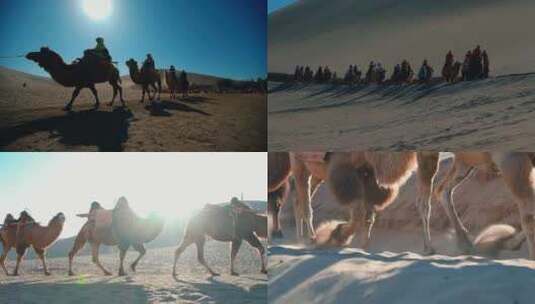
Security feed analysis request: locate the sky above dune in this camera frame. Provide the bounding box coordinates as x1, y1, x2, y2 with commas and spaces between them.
0, 0, 266, 80
268, 0, 297, 13
0, 152, 267, 238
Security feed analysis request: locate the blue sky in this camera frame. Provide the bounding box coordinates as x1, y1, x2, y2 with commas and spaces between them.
0, 0, 266, 80
268, 0, 297, 13
0, 152, 267, 238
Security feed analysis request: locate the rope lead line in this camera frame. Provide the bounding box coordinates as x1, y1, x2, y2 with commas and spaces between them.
0, 54, 26, 59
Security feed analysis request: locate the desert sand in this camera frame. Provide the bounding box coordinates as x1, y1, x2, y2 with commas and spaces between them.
0, 67, 266, 151
269, 0, 535, 76
0, 243, 267, 304
268, 157, 535, 303
268, 74, 535, 150
268, 0, 535, 150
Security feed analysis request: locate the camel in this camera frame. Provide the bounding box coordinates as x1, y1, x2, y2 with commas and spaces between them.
173, 199, 267, 277
165, 70, 189, 100
69, 199, 163, 276
442, 61, 462, 83
125, 59, 162, 103
269, 152, 440, 254
111, 197, 164, 276
0, 211, 65, 276
165, 70, 179, 100
434, 152, 535, 259
26, 47, 125, 111
268, 152, 292, 239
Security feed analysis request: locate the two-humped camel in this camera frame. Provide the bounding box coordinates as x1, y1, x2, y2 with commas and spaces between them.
269, 152, 535, 258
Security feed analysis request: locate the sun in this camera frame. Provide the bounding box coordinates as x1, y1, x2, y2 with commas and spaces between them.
82, 0, 112, 21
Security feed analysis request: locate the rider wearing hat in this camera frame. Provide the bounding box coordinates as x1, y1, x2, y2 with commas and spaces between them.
93, 37, 111, 62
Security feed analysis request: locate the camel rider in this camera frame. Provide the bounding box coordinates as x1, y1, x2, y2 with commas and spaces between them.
143, 54, 155, 72
169, 65, 177, 81
445, 50, 454, 66
93, 37, 111, 62
418, 60, 432, 81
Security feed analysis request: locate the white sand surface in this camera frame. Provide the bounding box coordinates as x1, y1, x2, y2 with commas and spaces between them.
0, 243, 267, 304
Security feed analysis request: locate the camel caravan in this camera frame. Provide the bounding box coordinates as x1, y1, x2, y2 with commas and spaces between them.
287, 45, 490, 86
25, 38, 192, 111
0, 196, 267, 277
268, 152, 535, 259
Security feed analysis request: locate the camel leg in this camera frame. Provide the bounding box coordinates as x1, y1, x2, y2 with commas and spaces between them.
157, 81, 161, 100
230, 239, 242, 276
435, 161, 475, 253
88, 84, 100, 110
118, 244, 129, 276
91, 243, 111, 276
130, 244, 146, 272
34, 247, 50, 276
245, 234, 267, 274
498, 154, 535, 259
68, 226, 89, 276
141, 85, 147, 103
268, 196, 283, 239
0, 245, 10, 275
149, 83, 158, 101
195, 238, 218, 276
415, 152, 440, 255
13, 246, 27, 276
109, 81, 118, 106
64, 87, 82, 111
293, 163, 315, 241
173, 236, 194, 276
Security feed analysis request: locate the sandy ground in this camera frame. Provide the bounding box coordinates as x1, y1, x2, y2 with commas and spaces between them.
0, 243, 267, 304
268, 245, 535, 304
267, 156, 535, 303
268, 74, 535, 150
0, 67, 266, 151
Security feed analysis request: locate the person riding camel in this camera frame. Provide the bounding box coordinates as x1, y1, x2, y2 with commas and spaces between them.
418, 59, 433, 81
142, 53, 155, 72
169, 65, 177, 82
366, 61, 375, 82
92, 37, 111, 62
482, 50, 489, 78
445, 50, 454, 66
462, 51, 472, 80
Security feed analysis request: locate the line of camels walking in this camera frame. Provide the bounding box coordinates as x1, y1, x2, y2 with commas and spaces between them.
269, 152, 534, 258
0, 197, 267, 277
25, 47, 189, 111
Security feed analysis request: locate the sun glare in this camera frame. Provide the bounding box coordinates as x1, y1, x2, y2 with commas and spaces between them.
82, 0, 112, 21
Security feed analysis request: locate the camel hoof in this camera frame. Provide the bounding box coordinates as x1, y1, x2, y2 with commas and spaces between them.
130, 264, 137, 272
271, 230, 284, 239
211, 272, 220, 277
261, 269, 268, 275
68, 271, 75, 276
63, 106, 72, 112
104, 271, 112, 276
44, 271, 51, 276
231, 271, 239, 276
423, 247, 436, 256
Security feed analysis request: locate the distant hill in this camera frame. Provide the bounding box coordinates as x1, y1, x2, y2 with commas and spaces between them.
1, 200, 266, 260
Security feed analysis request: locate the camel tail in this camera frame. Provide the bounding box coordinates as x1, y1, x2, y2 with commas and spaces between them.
473, 224, 526, 258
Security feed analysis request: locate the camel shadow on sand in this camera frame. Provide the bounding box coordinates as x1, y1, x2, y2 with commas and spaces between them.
145, 100, 211, 117
0, 281, 148, 304
170, 275, 266, 304
0, 107, 133, 151
269, 246, 535, 303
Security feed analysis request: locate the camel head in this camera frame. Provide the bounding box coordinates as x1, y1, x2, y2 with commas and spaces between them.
26, 47, 63, 70
49, 212, 66, 227
125, 59, 139, 71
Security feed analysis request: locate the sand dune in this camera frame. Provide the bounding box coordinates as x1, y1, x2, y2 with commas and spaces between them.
268, 73, 535, 150
0, 244, 267, 304
269, 0, 535, 76
268, 246, 535, 304
0, 66, 266, 151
